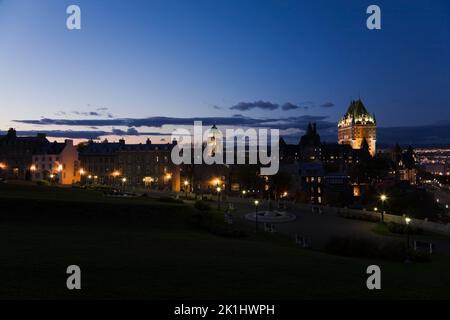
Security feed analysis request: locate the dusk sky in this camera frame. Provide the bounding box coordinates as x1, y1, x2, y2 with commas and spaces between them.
1, 0, 449, 144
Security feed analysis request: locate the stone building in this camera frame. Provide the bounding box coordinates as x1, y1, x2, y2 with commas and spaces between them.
0, 128, 49, 180
31, 139, 81, 184
78, 138, 180, 191
338, 99, 377, 156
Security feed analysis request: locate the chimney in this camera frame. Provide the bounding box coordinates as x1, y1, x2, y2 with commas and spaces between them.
146, 138, 152, 145
65, 139, 73, 147
7, 128, 17, 137
119, 138, 125, 145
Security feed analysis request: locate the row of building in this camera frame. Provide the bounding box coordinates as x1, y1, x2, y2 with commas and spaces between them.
0, 100, 419, 205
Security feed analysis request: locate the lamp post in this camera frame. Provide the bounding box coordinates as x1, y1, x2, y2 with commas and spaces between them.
405, 216, 412, 263
254, 199, 259, 232
405, 217, 411, 251
184, 180, 189, 199
380, 194, 387, 223
79, 168, 86, 185
121, 177, 127, 191
216, 186, 222, 210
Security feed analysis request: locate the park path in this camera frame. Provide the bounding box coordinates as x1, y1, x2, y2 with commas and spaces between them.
228, 198, 450, 256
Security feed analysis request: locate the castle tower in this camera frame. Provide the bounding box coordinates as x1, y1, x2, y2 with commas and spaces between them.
207, 124, 221, 157
338, 99, 377, 156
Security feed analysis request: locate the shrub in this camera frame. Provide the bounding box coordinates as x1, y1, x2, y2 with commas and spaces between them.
36, 180, 50, 186
190, 212, 247, 238
158, 196, 183, 204
325, 237, 378, 258
194, 200, 211, 211
324, 236, 429, 262
387, 222, 424, 235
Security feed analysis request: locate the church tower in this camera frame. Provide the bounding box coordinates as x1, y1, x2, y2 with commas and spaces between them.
338, 99, 377, 156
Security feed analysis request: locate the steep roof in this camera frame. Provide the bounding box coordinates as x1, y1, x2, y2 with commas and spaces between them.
34, 141, 67, 155
78, 141, 174, 155
345, 99, 369, 117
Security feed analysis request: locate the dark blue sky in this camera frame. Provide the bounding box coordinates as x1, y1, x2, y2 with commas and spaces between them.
1, 0, 449, 142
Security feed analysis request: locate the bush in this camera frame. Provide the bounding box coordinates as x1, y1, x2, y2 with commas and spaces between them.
158, 196, 183, 204
324, 236, 429, 262
190, 212, 247, 238
194, 200, 211, 211
36, 180, 50, 186
325, 237, 379, 258
338, 211, 379, 223
387, 222, 424, 235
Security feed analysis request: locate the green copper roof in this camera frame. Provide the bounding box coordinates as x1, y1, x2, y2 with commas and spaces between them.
345, 99, 369, 117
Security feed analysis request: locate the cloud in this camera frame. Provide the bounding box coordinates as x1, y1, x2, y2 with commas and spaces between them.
0, 129, 168, 140
212, 105, 224, 110
53, 107, 115, 118
230, 100, 279, 111
320, 102, 335, 108
127, 127, 140, 135
281, 102, 309, 111
14, 115, 333, 131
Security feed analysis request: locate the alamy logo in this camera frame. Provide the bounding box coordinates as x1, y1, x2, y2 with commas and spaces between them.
366, 265, 381, 290
66, 5, 81, 30
66, 265, 81, 290
171, 121, 280, 175
366, 5, 381, 30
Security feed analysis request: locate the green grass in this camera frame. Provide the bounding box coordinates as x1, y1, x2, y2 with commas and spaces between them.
1, 183, 450, 299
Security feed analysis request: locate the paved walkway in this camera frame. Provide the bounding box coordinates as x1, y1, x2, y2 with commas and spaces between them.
228, 199, 450, 255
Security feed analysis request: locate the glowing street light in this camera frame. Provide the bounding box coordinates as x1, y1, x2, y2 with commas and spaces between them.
30, 165, 37, 172
0, 162, 7, 170
79, 168, 86, 176
254, 199, 259, 232
184, 179, 189, 199
379, 194, 388, 223
216, 186, 222, 210
57, 164, 63, 172
405, 216, 412, 251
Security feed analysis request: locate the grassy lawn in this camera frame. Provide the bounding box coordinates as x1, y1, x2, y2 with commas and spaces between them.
1, 183, 450, 299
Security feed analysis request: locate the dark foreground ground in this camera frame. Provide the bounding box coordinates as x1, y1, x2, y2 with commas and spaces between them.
1, 184, 450, 299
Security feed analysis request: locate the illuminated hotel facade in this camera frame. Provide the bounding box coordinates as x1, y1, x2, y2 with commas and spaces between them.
338, 99, 377, 157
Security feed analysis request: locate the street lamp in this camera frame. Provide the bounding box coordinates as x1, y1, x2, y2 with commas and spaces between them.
254, 199, 259, 232
216, 186, 222, 210
184, 180, 189, 199
405, 216, 412, 262
380, 194, 387, 223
